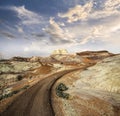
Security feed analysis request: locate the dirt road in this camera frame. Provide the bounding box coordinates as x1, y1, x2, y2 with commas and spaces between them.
1, 69, 78, 116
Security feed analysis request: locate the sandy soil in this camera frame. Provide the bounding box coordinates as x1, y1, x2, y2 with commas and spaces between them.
52, 57, 120, 116
1, 69, 79, 116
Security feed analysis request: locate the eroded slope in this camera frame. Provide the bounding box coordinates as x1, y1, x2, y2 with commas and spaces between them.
52, 55, 120, 116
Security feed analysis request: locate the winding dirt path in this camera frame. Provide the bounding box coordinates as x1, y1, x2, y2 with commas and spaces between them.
1, 69, 79, 116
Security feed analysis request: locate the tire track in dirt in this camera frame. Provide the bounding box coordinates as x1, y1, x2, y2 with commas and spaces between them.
1, 68, 80, 116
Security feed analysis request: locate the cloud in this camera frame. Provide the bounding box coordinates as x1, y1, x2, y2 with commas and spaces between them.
105, 0, 120, 10
0, 31, 15, 39
23, 39, 76, 56
59, 0, 120, 23
31, 33, 46, 38
24, 43, 40, 52
0, 19, 3, 24
10, 5, 42, 25
63, 12, 120, 45
45, 17, 75, 44
1, 0, 120, 57
78, 26, 105, 44
83, 16, 120, 44
17, 26, 24, 33
56, 0, 120, 46
79, 36, 91, 45
0, 5, 47, 41
58, 2, 93, 23
23, 40, 51, 55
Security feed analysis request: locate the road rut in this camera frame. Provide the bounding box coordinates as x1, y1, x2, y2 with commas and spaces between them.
1, 69, 79, 116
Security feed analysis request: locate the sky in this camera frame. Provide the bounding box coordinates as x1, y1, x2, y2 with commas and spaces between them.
0, 0, 120, 58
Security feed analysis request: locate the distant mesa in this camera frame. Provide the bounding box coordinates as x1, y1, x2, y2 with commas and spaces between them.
11, 56, 30, 62
76, 50, 114, 61
52, 49, 68, 55
30, 56, 40, 62
76, 50, 112, 56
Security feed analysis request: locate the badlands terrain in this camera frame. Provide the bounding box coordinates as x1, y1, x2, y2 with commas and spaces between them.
0, 50, 120, 116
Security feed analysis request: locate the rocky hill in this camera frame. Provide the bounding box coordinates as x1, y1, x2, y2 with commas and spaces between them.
52, 49, 68, 55
74, 55, 120, 93
0, 50, 119, 115
53, 54, 120, 116
76, 50, 114, 61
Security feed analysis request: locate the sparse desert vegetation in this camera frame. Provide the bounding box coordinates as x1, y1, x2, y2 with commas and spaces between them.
52, 54, 120, 116
56, 83, 69, 99
0, 50, 120, 116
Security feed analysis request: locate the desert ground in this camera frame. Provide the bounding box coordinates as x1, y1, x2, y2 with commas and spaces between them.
0, 50, 120, 116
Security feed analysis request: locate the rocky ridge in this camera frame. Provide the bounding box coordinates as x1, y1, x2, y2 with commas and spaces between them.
0, 50, 119, 115
52, 54, 120, 116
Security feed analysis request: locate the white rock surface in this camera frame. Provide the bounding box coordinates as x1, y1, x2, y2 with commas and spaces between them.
52, 49, 68, 55
74, 55, 120, 93
0, 61, 40, 73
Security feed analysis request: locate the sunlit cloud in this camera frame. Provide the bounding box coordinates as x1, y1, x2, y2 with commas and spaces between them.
0, 0, 120, 58
58, 2, 93, 23
59, 0, 120, 22
105, 0, 120, 10
56, 0, 120, 46
10, 5, 42, 25
45, 17, 75, 44
17, 26, 24, 33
